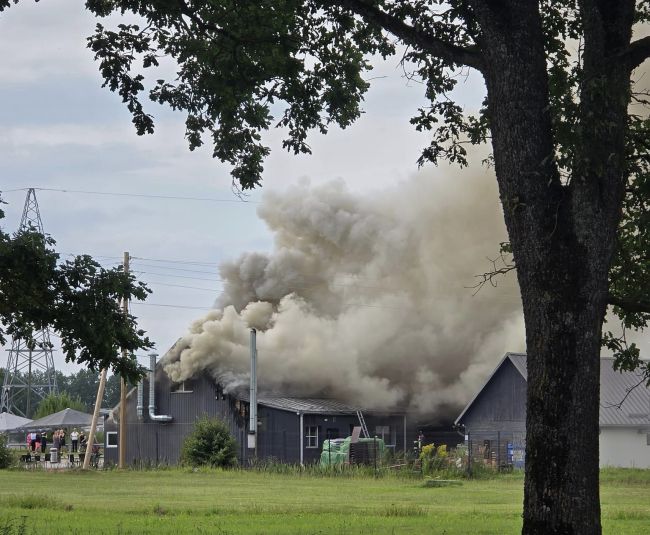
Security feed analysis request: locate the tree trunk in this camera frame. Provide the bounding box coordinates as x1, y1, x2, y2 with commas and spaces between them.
469, 1, 634, 533
519, 252, 605, 534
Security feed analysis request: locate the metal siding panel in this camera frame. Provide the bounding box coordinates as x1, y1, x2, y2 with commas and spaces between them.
461, 359, 527, 430
120, 368, 411, 466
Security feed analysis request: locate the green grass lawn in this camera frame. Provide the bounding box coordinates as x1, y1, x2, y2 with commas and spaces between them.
0, 468, 648, 534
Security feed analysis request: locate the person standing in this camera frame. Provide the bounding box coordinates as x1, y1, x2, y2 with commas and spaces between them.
41, 432, 47, 454
71, 429, 79, 453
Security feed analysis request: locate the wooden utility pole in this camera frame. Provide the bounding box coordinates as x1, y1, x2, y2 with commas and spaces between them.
118, 252, 129, 469
83, 368, 107, 470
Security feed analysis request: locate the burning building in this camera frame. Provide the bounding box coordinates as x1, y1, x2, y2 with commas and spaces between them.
104, 352, 406, 466
106, 170, 525, 464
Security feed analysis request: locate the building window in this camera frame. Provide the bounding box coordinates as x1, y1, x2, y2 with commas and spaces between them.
171, 380, 193, 393
106, 432, 118, 448
305, 426, 318, 448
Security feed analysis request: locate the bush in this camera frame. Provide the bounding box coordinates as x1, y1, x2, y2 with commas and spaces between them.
0, 433, 13, 469
180, 416, 237, 468
420, 443, 448, 473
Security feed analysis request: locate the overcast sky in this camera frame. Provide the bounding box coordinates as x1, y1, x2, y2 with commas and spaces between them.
0, 1, 482, 375
1, 1, 644, 378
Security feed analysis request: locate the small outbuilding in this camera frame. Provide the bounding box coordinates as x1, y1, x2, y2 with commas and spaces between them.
104, 356, 406, 466
455, 353, 650, 469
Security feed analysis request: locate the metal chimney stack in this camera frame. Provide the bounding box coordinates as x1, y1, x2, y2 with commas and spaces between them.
248, 328, 257, 453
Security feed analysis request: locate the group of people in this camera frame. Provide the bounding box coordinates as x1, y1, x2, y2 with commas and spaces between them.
26, 431, 48, 453
26, 428, 88, 453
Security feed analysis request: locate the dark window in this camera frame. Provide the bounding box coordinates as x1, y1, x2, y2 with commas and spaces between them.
171, 380, 193, 393
106, 432, 118, 448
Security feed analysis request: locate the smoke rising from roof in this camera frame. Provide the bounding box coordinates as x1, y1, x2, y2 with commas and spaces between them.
163, 168, 525, 417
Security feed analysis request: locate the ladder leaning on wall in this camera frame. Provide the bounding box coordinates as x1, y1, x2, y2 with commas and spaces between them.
356, 410, 370, 438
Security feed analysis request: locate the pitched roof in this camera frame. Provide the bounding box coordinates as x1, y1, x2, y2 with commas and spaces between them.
257, 397, 362, 414
15, 408, 93, 430
0, 412, 32, 432
454, 352, 525, 424
599, 358, 650, 426
236, 392, 402, 415
508, 353, 528, 380
456, 354, 650, 427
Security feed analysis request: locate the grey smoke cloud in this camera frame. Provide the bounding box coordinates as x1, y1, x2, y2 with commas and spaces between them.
163, 168, 525, 417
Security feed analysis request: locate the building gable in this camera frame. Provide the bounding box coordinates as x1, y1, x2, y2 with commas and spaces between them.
456, 357, 527, 429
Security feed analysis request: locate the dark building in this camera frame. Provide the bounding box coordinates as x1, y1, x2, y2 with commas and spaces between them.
455, 353, 650, 469
104, 359, 407, 466
454, 352, 527, 468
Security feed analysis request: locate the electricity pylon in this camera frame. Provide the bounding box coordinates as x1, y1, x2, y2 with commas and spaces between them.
0, 189, 58, 417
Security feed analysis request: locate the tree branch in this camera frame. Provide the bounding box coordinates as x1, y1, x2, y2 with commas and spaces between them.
600, 374, 647, 410
322, 0, 484, 71
468, 254, 516, 295
621, 36, 650, 72
608, 295, 650, 314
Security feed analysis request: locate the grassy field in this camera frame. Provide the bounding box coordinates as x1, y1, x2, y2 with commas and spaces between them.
0, 468, 648, 534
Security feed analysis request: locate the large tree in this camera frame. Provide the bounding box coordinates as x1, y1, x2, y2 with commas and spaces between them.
0, 197, 152, 382
3, 0, 649, 533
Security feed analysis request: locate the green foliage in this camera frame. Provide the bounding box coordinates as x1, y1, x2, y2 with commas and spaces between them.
33, 392, 87, 419
0, 434, 13, 469
83, 0, 395, 189
0, 195, 153, 382
74, 0, 650, 382
180, 416, 237, 468
419, 443, 449, 473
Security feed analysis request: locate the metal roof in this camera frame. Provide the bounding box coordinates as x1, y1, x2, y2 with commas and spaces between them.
236, 392, 402, 415
508, 353, 528, 380
599, 358, 650, 426
0, 412, 32, 432
237, 392, 359, 414
456, 353, 650, 427
15, 408, 93, 430
257, 397, 362, 414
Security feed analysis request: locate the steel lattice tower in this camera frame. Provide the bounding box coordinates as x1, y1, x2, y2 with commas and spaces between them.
0, 189, 58, 417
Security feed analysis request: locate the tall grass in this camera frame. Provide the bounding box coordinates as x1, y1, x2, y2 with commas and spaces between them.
0, 516, 27, 535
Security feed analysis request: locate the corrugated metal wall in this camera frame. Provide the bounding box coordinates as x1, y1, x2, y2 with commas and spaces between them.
457, 358, 527, 468
105, 367, 407, 466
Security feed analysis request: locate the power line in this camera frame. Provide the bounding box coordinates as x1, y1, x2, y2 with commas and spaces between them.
132, 262, 220, 276
4, 187, 260, 204
62, 252, 400, 287
132, 302, 214, 310
146, 281, 221, 292
136, 271, 222, 282
131, 255, 219, 266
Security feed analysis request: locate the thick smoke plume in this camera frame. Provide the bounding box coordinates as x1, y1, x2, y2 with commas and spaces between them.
163, 169, 525, 418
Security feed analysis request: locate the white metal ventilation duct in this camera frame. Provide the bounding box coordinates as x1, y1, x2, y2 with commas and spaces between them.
149, 353, 172, 422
